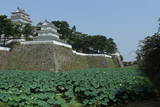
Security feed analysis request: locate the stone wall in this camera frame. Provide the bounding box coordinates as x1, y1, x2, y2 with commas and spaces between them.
0, 44, 119, 72
0, 51, 9, 70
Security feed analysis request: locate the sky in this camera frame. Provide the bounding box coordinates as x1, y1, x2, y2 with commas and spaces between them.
0, 0, 160, 61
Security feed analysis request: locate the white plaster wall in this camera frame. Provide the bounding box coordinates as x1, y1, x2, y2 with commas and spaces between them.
38, 33, 45, 36
39, 33, 59, 38
51, 28, 57, 32
6, 39, 25, 45
39, 33, 47, 36
20, 40, 112, 58
53, 41, 72, 48
13, 19, 28, 23
20, 40, 72, 49
48, 33, 59, 38
0, 47, 10, 51
41, 27, 57, 32
72, 50, 112, 58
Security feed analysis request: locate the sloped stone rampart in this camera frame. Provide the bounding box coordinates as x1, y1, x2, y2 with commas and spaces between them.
0, 44, 119, 72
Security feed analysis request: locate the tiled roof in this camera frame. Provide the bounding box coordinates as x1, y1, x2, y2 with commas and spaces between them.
37, 20, 59, 30
12, 7, 30, 16
11, 16, 32, 23
37, 30, 62, 36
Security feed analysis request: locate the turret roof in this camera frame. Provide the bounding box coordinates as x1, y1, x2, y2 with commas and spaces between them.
37, 20, 59, 30
12, 7, 29, 16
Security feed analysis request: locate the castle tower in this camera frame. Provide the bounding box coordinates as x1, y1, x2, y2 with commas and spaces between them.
34, 20, 62, 41
11, 7, 32, 24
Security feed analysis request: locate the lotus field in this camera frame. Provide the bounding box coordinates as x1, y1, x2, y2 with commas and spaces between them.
0, 68, 155, 107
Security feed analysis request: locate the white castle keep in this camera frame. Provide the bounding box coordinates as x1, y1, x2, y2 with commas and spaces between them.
11, 7, 32, 24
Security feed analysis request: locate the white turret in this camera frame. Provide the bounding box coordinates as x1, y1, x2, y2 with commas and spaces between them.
11, 7, 32, 24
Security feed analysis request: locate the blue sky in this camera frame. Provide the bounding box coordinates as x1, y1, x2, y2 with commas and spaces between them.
0, 0, 159, 61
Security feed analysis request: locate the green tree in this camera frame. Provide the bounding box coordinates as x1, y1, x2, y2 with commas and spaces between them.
72, 25, 76, 32
70, 32, 87, 52
137, 33, 160, 89
12, 23, 22, 38
0, 15, 14, 45
105, 38, 117, 54
52, 20, 117, 54
22, 23, 34, 39
91, 35, 107, 53
52, 21, 72, 41
138, 33, 160, 72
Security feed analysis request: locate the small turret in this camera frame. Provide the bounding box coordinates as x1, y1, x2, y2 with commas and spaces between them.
34, 20, 63, 42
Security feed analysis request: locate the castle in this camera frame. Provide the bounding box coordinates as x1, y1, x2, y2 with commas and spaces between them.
0, 8, 124, 70
9, 7, 69, 47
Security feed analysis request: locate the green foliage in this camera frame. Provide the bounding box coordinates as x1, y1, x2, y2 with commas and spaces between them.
22, 23, 34, 39
52, 20, 117, 54
0, 15, 14, 37
137, 33, 160, 90
0, 15, 14, 45
0, 15, 34, 45
12, 23, 22, 38
137, 34, 160, 72
72, 25, 76, 32
0, 68, 154, 107
52, 21, 72, 40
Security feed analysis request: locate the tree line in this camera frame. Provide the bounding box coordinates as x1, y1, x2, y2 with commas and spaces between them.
0, 15, 117, 54
52, 21, 117, 54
